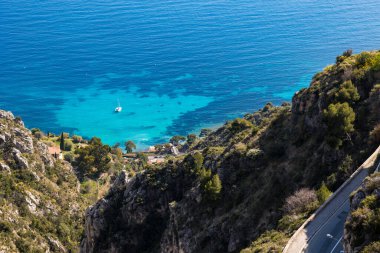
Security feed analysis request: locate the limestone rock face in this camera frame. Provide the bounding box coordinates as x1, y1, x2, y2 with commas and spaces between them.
81, 170, 184, 253
0, 110, 15, 121
11, 147, 29, 169
0, 109, 86, 252
36, 141, 55, 168
80, 152, 275, 253
0, 110, 54, 170
13, 127, 34, 154
0, 161, 11, 173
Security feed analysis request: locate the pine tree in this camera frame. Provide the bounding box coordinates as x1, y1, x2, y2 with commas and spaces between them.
323, 102, 356, 148
60, 132, 65, 151
204, 174, 222, 201
125, 140, 136, 153
316, 182, 332, 204
335, 80, 360, 103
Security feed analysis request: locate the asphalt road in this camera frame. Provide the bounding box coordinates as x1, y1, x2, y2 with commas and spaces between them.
305, 201, 348, 253
305, 159, 380, 253
303, 168, 369, 253
283, 146, 380, 253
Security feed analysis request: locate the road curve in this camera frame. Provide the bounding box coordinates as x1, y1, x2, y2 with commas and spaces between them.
283, 146, 380, 253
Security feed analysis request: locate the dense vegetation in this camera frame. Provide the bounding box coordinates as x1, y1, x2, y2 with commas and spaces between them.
344, 172, 380, 252
81, 50, 380, 253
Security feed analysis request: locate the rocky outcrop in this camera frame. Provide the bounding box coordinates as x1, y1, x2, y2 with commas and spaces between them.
0, 161, 11, 173
344, 173, 380, 252
11, 147, 29, 169
13, 127, 34, 154
0, 110, 53, 170
81, 146, 281, 253
81, 169, 187, 253
0, 109, 86, 252
81, 51, 380, 253
0, 110, 16, 121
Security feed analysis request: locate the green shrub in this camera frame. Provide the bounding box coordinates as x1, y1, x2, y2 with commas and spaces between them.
64, 153, 74, 163
80, 180, 98, 202
364, 178, 380, 194
15, 238, 32, 253
204, 146, 225, 157
198, 167, 221, 201
31, 128, 44, 139
30, 216, 55, 234
31, 128, 41, 135
335, 80, 360, 103
193, 152, 204, 171
184, 152, 204, 173
251, 125, 260, 136
233, 142, 247, 154
360, 195, 377, 209
336, 49, 353, 64
198, 167, 212, 185
326, 173, 337, 189
371, 54, 380, 72
362, 241, 380, 253
170, 135, 186, 146
371, 84, 380, 95
247, 148, 263, 159
343, 49, 353, 57
199, 128, 212, 137
0, 221, 12, 233
203, 174, 222, 201
228, 118, 253, 133
278, 215, 307, 234
64, 140, 73, 151
323, 102, 356, 148
262, 102, 274, 112
72, 135, 83, 143
186, 134, 197, 145
75, 137, 111, 178
356, 52, 374, 67
240, 230, 288, 253
58, 222, 71, 238
316, 182, 332, 204
125, 140, 136, 153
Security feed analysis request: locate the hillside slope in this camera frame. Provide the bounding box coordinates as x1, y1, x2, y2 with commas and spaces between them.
344, 172, 380, 253
0, 110, 87, 252
77, 50, 380, 253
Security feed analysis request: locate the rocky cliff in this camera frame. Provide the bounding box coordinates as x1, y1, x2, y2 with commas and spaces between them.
0, 110, 86, 252
80, 50, 380, 253
344, 172, 380, 253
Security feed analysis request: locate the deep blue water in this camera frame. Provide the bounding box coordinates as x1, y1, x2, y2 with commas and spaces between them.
1, 0, 380, 148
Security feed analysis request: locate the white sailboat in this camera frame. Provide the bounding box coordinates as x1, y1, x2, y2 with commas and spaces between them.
115, 99, 122, 112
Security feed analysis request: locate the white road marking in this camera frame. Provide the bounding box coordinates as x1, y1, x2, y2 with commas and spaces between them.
330, 236, 343, 253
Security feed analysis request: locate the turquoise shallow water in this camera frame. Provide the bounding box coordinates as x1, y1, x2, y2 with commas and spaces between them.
56, 74, 212, 147
1, 0, 380, 148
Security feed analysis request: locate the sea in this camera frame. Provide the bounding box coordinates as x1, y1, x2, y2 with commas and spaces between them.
1, 0, 380, 149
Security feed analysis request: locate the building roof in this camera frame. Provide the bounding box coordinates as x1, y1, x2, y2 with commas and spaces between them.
48, 146, 61, 154
123, 153, 137, 158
